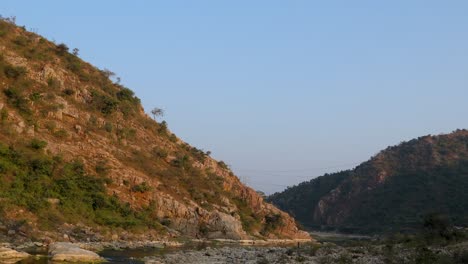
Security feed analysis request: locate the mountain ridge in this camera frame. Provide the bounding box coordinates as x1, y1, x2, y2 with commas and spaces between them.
269, 130, 468, 233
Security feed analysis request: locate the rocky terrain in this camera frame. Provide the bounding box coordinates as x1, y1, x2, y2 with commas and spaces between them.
0, 246, 30, 263
48, 242, 103, 262
143, 241, 468, 264
0, 17, 309, 243
269, 130, 468, 233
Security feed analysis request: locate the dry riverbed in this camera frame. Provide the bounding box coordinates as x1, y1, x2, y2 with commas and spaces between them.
2, 237, 467, 263
144, 242, 468, 264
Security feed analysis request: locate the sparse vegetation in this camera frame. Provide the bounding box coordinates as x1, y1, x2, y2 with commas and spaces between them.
232, 198, 262, 233
91, 90, 119, 115
131, 182, 151, 193
261, 213, 283, 235
47, 77, 60, 89
29, 138, 47, 150
95, 160, 109, 176
0, 142, 162, 230
4, 87, 32, 116
4, 65, 27, 79
152, 147, 168, 159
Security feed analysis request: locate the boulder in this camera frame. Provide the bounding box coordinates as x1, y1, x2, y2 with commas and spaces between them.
49, 242, 103, 262
205, 211, 247, 239
0, 247, 30, 261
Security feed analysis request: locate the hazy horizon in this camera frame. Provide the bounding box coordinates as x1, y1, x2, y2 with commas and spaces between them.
3, 1, 468, 194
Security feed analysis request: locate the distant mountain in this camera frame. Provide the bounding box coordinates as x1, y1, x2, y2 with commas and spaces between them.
268, 130, 468, 233
0, 18, 309, 242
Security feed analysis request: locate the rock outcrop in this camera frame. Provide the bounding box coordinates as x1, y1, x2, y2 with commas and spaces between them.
49, 242, 103, 262
0, 247, 30, 262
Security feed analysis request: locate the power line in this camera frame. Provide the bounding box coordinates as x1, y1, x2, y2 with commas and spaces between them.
235, 161, 362, 191
248, 181, 290, 188
240, 172, 322, 179
233, 161, 360, 174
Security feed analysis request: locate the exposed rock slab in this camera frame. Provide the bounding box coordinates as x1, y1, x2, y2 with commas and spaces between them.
49, 242, 103, 262
0, 247, 30, 261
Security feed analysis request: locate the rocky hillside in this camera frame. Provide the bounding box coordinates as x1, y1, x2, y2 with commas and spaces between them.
269, 130, 468, 233
0, 18, 309, 242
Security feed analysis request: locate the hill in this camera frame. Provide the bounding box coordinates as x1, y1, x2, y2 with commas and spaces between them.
0, 17, 309, 242
268, 130, 468, 233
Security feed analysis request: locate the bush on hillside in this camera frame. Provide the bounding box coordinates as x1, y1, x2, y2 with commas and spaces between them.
29, 138, 47, 150
4, 65, 27, 79
56, 43, 69, 55
0, 142, 161, 230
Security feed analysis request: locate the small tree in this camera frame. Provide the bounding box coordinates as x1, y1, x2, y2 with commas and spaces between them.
56, 43, 69, 55
102, 68, 115, 79
151, 107, 164, 121
72, 48, 79, 56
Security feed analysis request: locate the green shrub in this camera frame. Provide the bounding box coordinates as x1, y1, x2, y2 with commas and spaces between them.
152, 147, 168, 159
13, 36, 29, 47
116, 127, 137, 140
0, 108, 8, 122
104, 122, 113, 133
261, 213, 283, 235
29, 92, 42, 102
158, 121, 168, 135
53, 129, 68, 138
3, 87, 31, 115
44, 121, 56, 132
232, 198, 261, 233
4, 65, 27, 79
67, 57, 82, 74
132, 182, 151, 193
190, 147, 207, 163
95, 160, 109, 176
171, 155, 190, 169
295, 255, 306, 262
91, 90, 119, 115
116, 87, 139, 104
47, 77, 60, 89
217, 161, 229, 170
169, 134, 177, 142
29, 138, 47, 150
56, 43, 69, 55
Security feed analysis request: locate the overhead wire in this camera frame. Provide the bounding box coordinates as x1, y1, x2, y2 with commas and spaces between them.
233, 161, 360, 179
233, 161, 361, 189
233, 161, 360, 173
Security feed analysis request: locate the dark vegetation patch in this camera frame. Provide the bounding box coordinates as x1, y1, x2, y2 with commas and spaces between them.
0, 141, 164, 232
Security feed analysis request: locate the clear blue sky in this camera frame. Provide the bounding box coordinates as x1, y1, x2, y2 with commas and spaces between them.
2, 1, 468, 193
